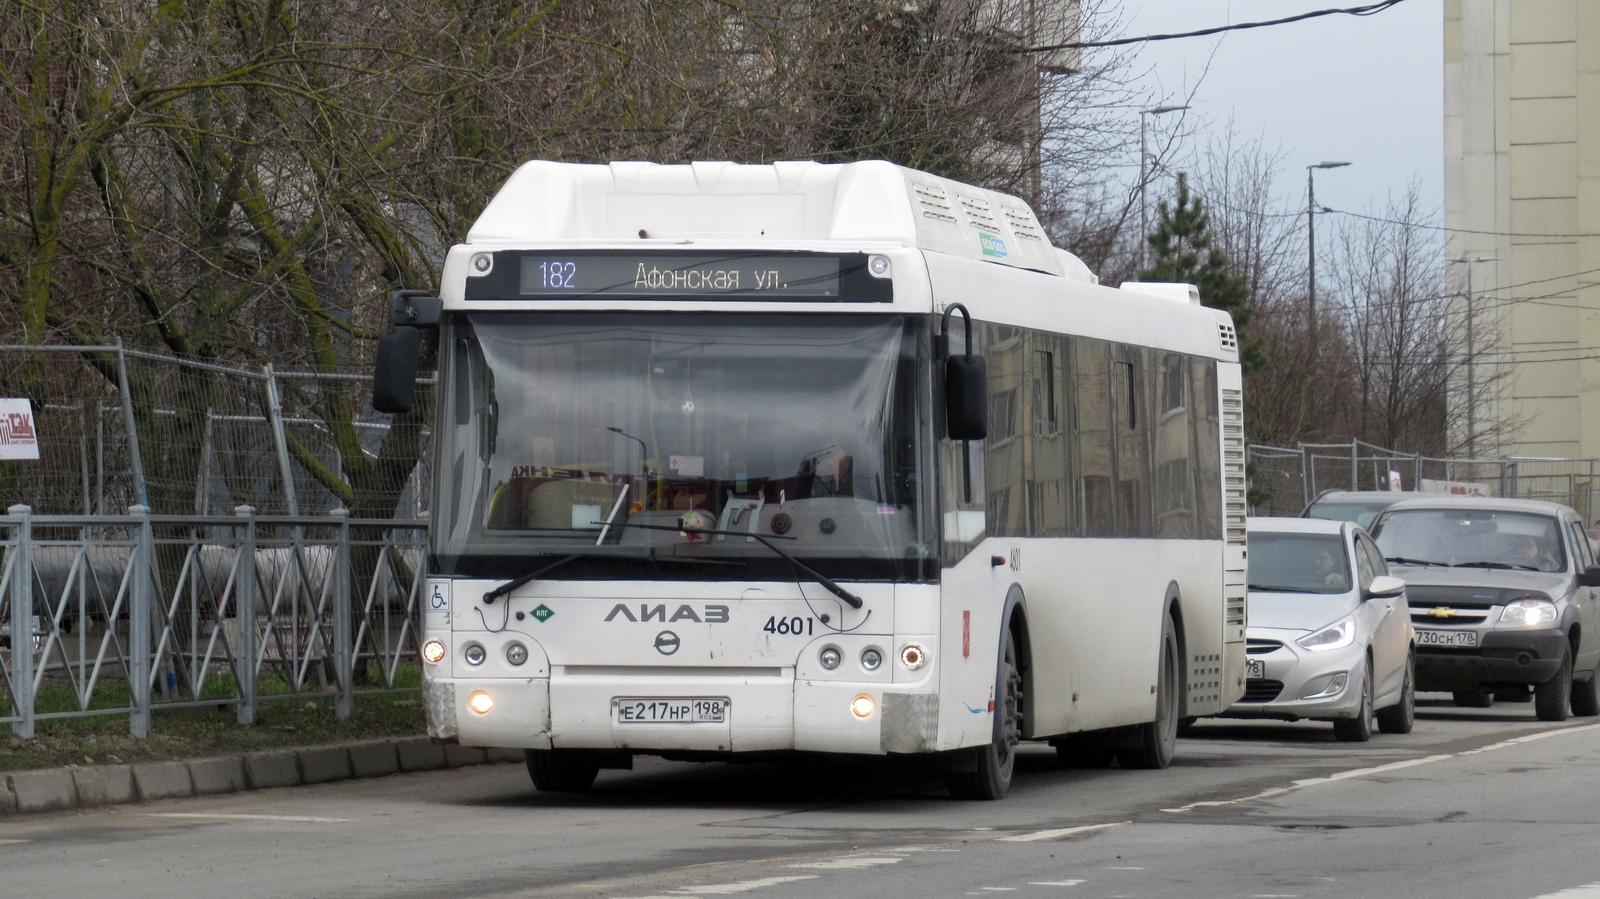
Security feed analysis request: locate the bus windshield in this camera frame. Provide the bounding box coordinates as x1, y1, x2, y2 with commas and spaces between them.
432, 312, 935, 581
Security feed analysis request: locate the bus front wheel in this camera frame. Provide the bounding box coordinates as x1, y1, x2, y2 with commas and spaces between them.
945, 628, 1022, 800
525, 748, 601, 792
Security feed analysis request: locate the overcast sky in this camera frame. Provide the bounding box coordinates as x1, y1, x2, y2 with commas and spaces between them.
1109, 0, 1444, 221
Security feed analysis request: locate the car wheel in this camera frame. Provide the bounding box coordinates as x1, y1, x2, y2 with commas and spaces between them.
1116, 614, 1182, 769
1535, 645, 1574, 722
1333, 659, 1374, 743
1571, 669, 1600, 717
1376, 650, 1415, 734
1453, 691, 1495, 708
525, 749, 601, 792
946, 628, 1021, 800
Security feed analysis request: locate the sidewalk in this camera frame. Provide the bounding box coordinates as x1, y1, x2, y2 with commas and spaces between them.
0, 737, 523, 816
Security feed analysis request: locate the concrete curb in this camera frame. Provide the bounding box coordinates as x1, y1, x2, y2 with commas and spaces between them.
0, 738, 522, 817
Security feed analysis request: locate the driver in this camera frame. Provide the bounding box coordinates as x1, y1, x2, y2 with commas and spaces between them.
1508, 534, 1560, 572
1311, 546, 1347, 588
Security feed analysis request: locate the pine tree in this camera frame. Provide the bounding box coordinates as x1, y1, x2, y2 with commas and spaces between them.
1140, 173, 1266, 374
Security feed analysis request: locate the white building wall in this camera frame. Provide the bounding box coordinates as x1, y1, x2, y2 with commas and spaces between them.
1446, 0, 1599, 459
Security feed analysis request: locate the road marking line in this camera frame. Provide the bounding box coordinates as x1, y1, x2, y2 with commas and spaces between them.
1163, 721, 1600, 815
788, 857, 903, 870
998, 821, 1128, 842
145, 812, 351, 824
1526, 884, 1600, 899
0, 839, 30, 846
980, 889, 1017, 892
1161, 755, 1453, 813
1030, 882, 1085, 887
662, 875, 818, 895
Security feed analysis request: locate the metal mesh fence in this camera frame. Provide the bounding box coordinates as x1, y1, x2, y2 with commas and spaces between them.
0, 344, 430, 521
1248, 439, 1600, 520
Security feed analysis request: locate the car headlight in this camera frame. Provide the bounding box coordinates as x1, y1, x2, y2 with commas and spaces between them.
1500, 597, 1558, 627
1297, 616, 1356, 652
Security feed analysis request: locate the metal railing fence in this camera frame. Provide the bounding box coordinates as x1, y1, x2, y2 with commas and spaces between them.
0, 505, 426, 737
1249, 439, 1600, 521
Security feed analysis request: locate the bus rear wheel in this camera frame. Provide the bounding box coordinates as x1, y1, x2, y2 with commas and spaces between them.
1116, 613, 1180, 770
946, 628, 1022, 800
525, 748, 601, 792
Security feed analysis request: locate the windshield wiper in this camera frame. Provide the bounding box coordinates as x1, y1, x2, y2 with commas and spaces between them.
482, 551, 744, 604
1455, 560, 1540, 571
614, 521, 864, 609
1247, 584, 1303, 592
1385, 556, 1443, 567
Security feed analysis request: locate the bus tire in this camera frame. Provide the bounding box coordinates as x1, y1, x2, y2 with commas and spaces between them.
525, 749, 600, 792
945, 628, 1021, 800
1116, 613, 1180, 770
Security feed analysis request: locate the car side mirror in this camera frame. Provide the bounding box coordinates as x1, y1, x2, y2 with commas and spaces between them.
1580, 566, 1600, 588
1366, 575, 1406, 599
940, 303, 987, 441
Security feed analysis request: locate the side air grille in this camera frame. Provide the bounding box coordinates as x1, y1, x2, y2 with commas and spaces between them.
912, 181, 958, 224
957, 194, 999, 232
1002, 205, 1046, 242
1222, 388, 1247, 545
1219, 322, 1238, 351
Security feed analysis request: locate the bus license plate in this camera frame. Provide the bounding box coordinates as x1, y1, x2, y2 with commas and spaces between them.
1247, 659, 1265, 679
1416, 629, 1478, 648
615, 698, 728, 724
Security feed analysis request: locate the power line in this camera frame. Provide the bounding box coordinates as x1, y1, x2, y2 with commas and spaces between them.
1329, 207, 1600, 239
1019, 0, 1409, 54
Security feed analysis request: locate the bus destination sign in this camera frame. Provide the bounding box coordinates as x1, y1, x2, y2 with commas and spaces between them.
463, 252, 891, 302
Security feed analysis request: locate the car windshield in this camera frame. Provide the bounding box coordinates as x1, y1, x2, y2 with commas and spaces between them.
1373, 509, 1566, 572
1247, 532, 1352, 594
430, 312, 936, 582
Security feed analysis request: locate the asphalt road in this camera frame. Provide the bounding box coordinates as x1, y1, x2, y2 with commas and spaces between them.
4, 694, 1600, 899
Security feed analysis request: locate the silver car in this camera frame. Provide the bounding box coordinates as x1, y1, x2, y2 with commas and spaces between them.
1224, 517, 1416, 741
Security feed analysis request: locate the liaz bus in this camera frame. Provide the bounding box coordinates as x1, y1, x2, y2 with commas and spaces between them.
374, 160, 1247, 800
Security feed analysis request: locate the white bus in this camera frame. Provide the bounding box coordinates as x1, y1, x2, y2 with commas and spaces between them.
376, 160, 1247, 800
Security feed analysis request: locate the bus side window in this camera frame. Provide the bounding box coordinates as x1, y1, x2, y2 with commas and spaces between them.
1076, 337, 1115, 537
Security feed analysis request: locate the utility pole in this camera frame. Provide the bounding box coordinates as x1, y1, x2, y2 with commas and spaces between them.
1306, 161, 1350, 357
1139, 105, 1189, 273
1450, 256, 1498, 459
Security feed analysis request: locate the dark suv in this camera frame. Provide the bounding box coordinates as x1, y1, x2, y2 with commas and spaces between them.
1370, 497, 1600, 720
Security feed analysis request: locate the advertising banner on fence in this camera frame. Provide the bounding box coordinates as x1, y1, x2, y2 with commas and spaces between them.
0, 398, 40, 460
1421, 478, 1491, 496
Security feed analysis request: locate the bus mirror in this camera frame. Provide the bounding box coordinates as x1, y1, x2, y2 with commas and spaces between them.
940, 302, 987, 441
946, 354, 988, 441
372, 325, 422, 413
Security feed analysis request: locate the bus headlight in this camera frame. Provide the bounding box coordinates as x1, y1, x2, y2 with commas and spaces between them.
463, 643, 487, 666
422, 640, 446, 664
506, 642, 529, 666
851, 694, 876, 718
861, 647, 883, 671
900, 644, 927, 670
868, 255, 891, 277
819, 646, 842, 670
468, 691, 494, 714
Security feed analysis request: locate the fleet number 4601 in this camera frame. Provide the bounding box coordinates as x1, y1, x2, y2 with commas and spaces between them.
763, 615, 817, 636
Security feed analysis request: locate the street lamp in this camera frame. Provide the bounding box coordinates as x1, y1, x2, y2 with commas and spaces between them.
1307, 161, 1351, 354
1140, 104, 1190, 273
606, 426, 652, 482
1449, 256, 1498, 459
